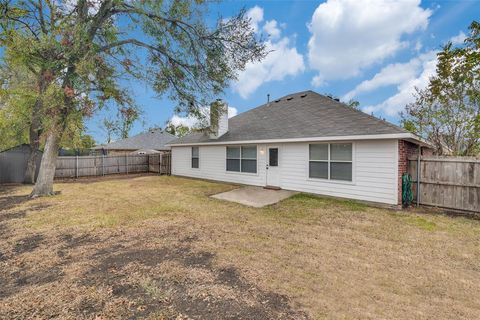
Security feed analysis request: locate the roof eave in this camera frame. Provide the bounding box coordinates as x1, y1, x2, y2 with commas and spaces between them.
92, 147, 170, 150
402, 133, 433, 148
167, 133, 428, 147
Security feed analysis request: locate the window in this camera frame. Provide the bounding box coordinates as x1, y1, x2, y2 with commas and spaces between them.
269, 148, 278, 166
226, 146, 257, 173
191, 147, 199, 168
309, 143, 352, 181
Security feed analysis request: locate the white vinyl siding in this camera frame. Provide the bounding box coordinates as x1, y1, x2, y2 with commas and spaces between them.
172, 144, 266, 186
171, 139, 398, 205
281, 140, 397, 204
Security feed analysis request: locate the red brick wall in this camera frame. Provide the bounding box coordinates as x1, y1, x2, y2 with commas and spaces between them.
398, 140, 420, 205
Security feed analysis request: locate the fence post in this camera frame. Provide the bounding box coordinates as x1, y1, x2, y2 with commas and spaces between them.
416, 146, 421, 207
75, 155, 78, 179
126, 154, 128, 174
168, 153, 171, 175
102, 154, 105, 176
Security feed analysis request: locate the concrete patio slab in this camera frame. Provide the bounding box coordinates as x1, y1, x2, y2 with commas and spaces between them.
211, 186, 297, 208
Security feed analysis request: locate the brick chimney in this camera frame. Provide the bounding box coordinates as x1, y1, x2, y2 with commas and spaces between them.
209, 99, 228, 139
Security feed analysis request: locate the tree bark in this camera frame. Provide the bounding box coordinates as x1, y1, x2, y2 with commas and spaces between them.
30, 128, 61, 197
24, 72, 47, 184
24, 99, 43, 184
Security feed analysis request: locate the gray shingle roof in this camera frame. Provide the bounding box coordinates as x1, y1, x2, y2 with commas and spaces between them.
93, 129, 176, 150
170, 90, 408, 145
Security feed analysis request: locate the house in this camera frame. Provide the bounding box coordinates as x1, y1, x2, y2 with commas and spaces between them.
168, 91, 430, 206
92, 129, 176, 155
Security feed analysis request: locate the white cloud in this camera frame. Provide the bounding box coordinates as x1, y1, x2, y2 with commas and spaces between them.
311, 75, 325, 87
233, 7, 305, 99
62, 0, 101, 15
263, 20, 281, 40
414, 40, 423, 52
308, 0, 432, 84
234, 38, 305, 99
170, 106, 238, 128
246, 6, 264, 33
450, 31, 466, 45
361, 51, 437, 116
343, 51, 436, 101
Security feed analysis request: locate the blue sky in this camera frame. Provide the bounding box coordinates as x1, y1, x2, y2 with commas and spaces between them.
86, 0, 478, 143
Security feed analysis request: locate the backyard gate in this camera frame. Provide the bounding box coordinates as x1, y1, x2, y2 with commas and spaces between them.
148, 153, 171, 175
407, 156, 480, 213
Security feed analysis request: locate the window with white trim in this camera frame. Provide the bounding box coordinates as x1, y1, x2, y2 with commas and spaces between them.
226, 146, 257, 173
191, 147, 199, 168
309, 143, 352, 181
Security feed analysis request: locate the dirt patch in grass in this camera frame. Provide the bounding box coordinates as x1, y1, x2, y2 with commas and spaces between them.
0, 175, 479, 319
0, 227, 305, 319
82, 243, 303, 319
0, 194, 31, 215
13, 234, 44, 254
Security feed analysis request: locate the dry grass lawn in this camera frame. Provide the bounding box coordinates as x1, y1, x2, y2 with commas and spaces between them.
0, 174, 479, 319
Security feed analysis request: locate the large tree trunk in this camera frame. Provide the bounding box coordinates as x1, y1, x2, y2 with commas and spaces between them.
24, 72, 47, 184
30, 129, 61, 198
24, 101, 43, 184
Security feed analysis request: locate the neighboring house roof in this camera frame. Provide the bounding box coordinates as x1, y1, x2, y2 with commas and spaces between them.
169, 90, 426, 146
0, 144, 42, 154
130, 149, 162, 155
93, 129, 176, 150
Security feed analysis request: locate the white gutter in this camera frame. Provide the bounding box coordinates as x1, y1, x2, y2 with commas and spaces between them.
167, 133, 431, 147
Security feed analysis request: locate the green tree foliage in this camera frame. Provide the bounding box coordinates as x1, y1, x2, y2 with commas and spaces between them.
0, 61, 95, 151
401, 21, 480, 156
0, 0, 266, 196
323, 93, 360, 109
347, 99, 360, 109
117, 106, 140, 139
100, 106, 140, 143
164, 121, 191, 137
0, 63, 33, 150
101, 118, 117, 144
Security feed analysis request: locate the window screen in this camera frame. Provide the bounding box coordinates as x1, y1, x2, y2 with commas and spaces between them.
227, 146, 257, 173
226, 147, 240, 172
191, 147, 199, 168
309, 143, 352, 181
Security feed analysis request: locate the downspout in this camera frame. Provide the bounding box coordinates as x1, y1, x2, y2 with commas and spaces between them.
416, 145, 421, 207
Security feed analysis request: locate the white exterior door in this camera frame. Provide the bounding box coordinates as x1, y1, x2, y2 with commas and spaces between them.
266, 145, 280, 187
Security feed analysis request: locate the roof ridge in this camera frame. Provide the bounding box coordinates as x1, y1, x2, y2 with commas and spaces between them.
308, 91, 408, 134
227, 90, 312, 122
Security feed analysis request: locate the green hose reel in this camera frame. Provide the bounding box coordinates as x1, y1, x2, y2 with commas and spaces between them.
402, 173, 413, 207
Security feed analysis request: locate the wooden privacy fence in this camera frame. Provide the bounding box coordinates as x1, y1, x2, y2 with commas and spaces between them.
148, 153, 171, 174
408, 156, 480, 213
54, 153, 171, 179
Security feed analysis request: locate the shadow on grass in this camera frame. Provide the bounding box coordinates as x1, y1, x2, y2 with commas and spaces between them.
55, 173, 158, 185
285, 193, 368, 212
0, 195, 31, 214
82, 243, 307, 319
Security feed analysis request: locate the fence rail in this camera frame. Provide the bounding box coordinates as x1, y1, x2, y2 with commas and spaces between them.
408, 156, 480, 213
0, 152, 171, 184
55, 153, 171, 179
